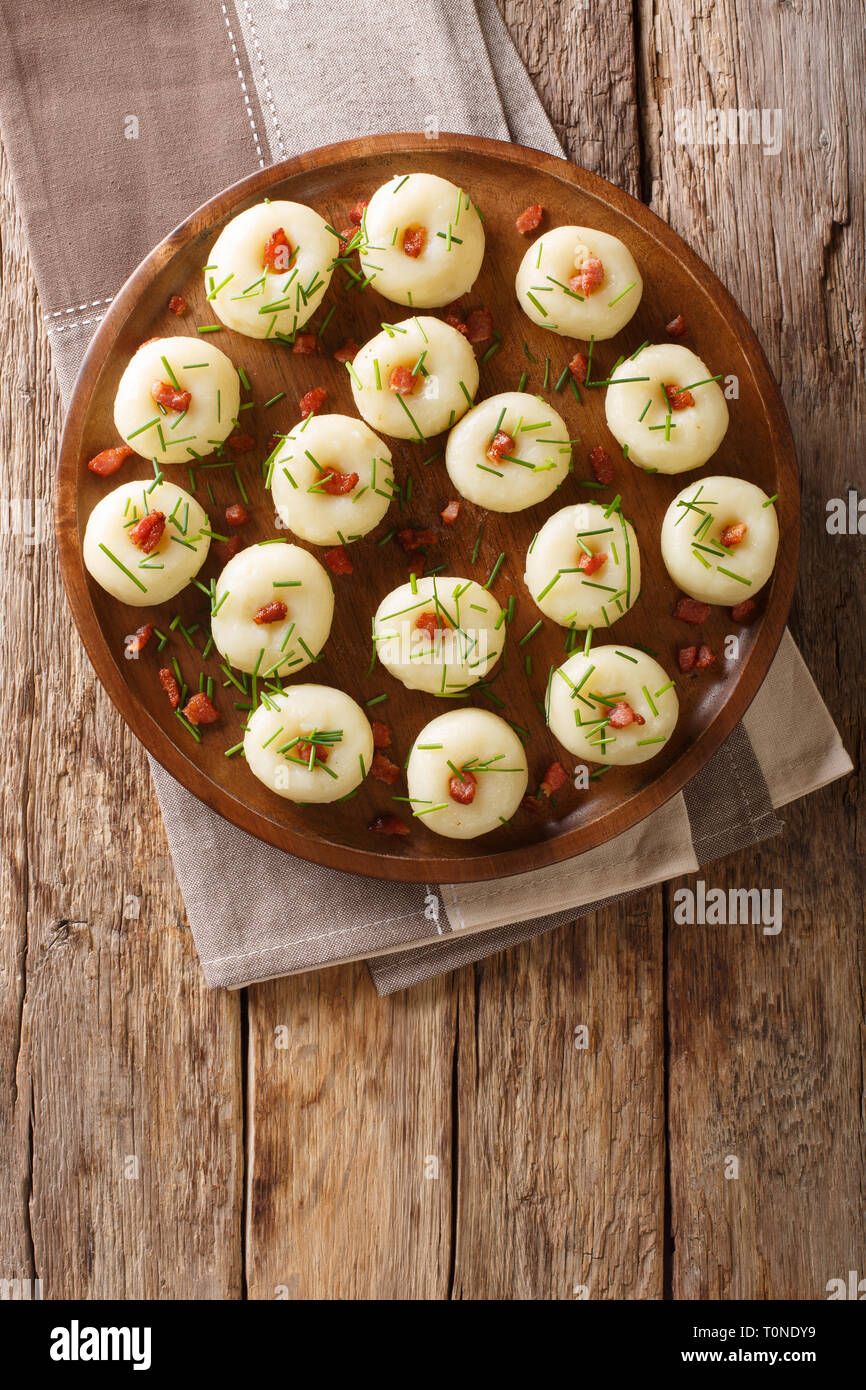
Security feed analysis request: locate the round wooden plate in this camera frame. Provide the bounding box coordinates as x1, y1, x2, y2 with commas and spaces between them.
56, 133, 799, 882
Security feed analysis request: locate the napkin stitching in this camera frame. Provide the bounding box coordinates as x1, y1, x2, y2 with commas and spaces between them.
47, 314, 108, 336
45, 296, 114, 320
241, 0, 287, 158
220, 1, 266, 168
203, 908, 427, 964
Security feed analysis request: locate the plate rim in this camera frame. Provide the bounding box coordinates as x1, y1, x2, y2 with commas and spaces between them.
55, 131, 800, 883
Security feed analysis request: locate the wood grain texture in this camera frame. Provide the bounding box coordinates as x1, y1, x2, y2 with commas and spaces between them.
637, 0, 865, 1298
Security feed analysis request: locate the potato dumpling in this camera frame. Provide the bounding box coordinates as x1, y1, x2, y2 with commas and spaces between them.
83, 480, 210, 606
350, 316, 479, 440
113, 336, 239, 465
270, 413, 395, 546
547, 645, 678, 766
244, 684, 374, 804
406, 709, 528, 838
373, 576, 504, 695
358, 173, 485, 307
660, 476, 779, 605
445, 392, 571, 513
524, 502, 641, 629
515, 225, 642, 340
605, 343, 729, 474
210, 540, 333, 677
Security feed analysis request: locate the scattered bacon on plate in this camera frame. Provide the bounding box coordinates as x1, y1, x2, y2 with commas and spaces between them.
225, 503, 250, 527
87, 444, 133, 476
441, 499, 460, 524
324, 544, 353, 575
182, 692, 220, 726
515, 204, 544, 235
369, 814, 409, 837
588, 445, 615, 484
168, 295, 187, 316
299, 386, 327, 418
159, 668, 181, 709
124, 624, 153, 658
673, 596, 711, 625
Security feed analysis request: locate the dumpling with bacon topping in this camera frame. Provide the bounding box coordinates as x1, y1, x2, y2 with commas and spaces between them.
270, 413, 395, 546
358, 172, 485, 308
244, 684, 374, 804
445, 391, 571, 512
661, 476, 779, 605
515, 225, 642, 341
210, 540, 334, 677
547, 645, 679, 766
372, 575, 503, 695
350, 315, 479, 440
406, 709, 528, 839
524, 501, 641, 628
113, 336, 239, 465
605, 343, 729, 474
83, 479, 210, 606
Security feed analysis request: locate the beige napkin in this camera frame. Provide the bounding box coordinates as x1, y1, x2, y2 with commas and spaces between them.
0, 0, 851, 991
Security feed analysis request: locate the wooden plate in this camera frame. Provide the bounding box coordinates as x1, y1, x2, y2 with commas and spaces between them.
56, 133, 799, 882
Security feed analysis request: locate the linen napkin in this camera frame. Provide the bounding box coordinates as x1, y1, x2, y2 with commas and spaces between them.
0, 0, 851, 992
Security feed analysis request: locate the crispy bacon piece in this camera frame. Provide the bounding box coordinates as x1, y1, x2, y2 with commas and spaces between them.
415, 609, 450, 637
182, 692, 220, 726
87, 444, 133, 476
607, 701, 645, 729
151, 381, 191, 414
215, 535, 243, 564
253, 600, 288, 625
397, 527, 437, 553
569, 351, 589, 386
324, 544, 353, 574
337, 226, 356, 255
465, 307, 493, 343
388, 365, 418, 396
225, 503, 250, 527
731, 598, 757, 623
159, 668, 181, 709
666, 313, 687, 338
369, 813, 409, 837
696, 644, 716, 669
515, 203, 544, 235
129, 510, 166, 554
320, 466, 359, 496
299, 386, 327, 418
487, 430, 516, 462
371, 751, 401, 785
664, 383, 695, 411
263, 227, 292, 272
444, 301, 468, 335
721, 522, 748, 547
124, 624, 153, 658
588, 445, 615, 484
348, 199, 368, 226
673, 596, 711, 625
441, 499, 461, 524
292, 333, 317, 356
402, 225, 426, 258
570, 256, 604, 296
449, 769, 477, 804
371, 720, 392, 750
521, 794, 545, 815
228, 431, 255, 454
168, 295, 187, 316
577, 550, 606, 576
539, 761, 568, 798
678, 645, 697, 672
297, 740, 329, 765
333, 339, 359, 363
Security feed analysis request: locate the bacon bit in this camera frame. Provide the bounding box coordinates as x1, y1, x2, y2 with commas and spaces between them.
397, 527, 437, 553
449, 769, 477, 805
151, 381, 191, 413
388, 365, 418, 396
87, 444, 134, 476
182, 692, 220, 726
696, 644, 716, 670
721, 522, 748, 547
215, 535, 243, 564
324, 544, 353, 575
228, 431, 255, 454
569, 351, 589, 386
292, 333, 317, 356
539, 761, 568, 798
678, 645, 697, 673
129, 510, 166, 554
371, 720, 392, 750
588, 445, 615, 484
521, 794, 545, 815
402, 225, 426, 258
266, 432, 283, 454
320, 466, 359, 496
225, 503, 250, 527
253, 600, 288, 625
124, 624, 153, 658
168, 295, 187, 316
444, 301, 468, 335
731, 598, 757, 623
515, 203, 544, 235
607, 701, 645, 729
465, 307, 493, 343
570, 256, 604, 296
666, 313, 687, 338
299, 386, 327, 418
333, 339, 359, 363
337, 226, 355, 255
369, 813, 409, 837
487, 430, 516, 462
348, 199, 368, 226
159, 668, 181, 709
664, 383, 695, 411
263, 227, 292, 272
577, 550, 606, 576
297, 740, 329, 765
673, 596, 711, 625
414, 609, 450, 637
441, 499, 461, 524
371, 751, 401, 785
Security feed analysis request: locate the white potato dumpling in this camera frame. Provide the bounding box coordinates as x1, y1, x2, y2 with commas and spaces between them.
350, 316, 479, 439
244, 684, 374, 805
83, 480, 210, 607
206, 200, 338, 339
373, 576, 503, 695
359, 173, 485, 308
270, 414, 395, 546
548, 645, 678, 767
661, 475, 779, 605
605, 343, 729, 474
113, 336, 240, 465
445, 392, 571, 513
407, 709, 528, 839
210, 541, 334, 677
515, 225, 642, 341
525, 502, 641, 629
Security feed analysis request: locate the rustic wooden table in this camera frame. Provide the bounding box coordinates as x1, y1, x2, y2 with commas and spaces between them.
1, 1, 862, 1300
